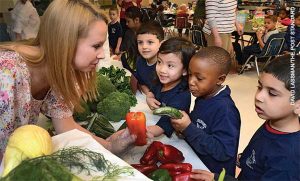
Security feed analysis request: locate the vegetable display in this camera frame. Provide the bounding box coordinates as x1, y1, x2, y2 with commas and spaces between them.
1, 147, 134, 181
133, 141, 193, 181
153, 107, 183, 119
125, 112, 147, 146
72, 66, 138, 139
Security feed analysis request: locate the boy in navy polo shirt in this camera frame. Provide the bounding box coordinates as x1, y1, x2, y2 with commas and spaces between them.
135, 21, 164, 94
171, 47, 241, 176
190, 55, 300, 181
108, 6, 123, 55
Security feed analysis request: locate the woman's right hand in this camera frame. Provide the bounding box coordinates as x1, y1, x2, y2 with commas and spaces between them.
146, 92, 161, 110
106, 128, 136, 155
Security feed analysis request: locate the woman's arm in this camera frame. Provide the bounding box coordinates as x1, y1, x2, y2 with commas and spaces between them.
52, 116, 136, 155
52, 116, 111, 149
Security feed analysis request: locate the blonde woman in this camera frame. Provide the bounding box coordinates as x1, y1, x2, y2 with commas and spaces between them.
0, 0, 138, 160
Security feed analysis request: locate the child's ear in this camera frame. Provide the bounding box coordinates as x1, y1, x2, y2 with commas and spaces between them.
217, 74, 226, 85
294, 100, 300, 115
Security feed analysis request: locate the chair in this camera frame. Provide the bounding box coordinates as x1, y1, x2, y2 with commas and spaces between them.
239, 32, 286, 76
174, 16, 189, 37
191, 25, 206, 49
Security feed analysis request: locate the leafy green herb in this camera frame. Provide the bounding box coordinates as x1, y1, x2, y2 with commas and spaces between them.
1, 147, 134, 181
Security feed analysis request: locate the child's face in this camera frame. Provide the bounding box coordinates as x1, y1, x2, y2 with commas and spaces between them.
156, 53, 186, 90
109, 10, 118, 22
278, 10, 287, 19
264, 18, 276, 31
255, 72, 295, 121
188, 57, 223, 98
125, 17, 139, 30
137, 33, 160, 62
74, 20, 107, 72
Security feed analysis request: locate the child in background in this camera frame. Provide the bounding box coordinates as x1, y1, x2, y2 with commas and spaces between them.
278, 8, 291, 26
108, 6, 123, 55
147, 37, 196, 137
120, 6, 144, 93
135, 21, 164, 94
117, 0, 134, 37
284, 12, 300, 52
239, 15, 279, 67
190, 55, 300, 181
171, 47, 241, 176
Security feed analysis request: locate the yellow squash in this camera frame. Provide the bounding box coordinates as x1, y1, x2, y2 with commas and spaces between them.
2, 125, 53, 176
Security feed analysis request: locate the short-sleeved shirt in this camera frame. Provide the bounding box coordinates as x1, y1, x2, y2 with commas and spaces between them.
0, 50, 72, 155
108, 21, 123, 51
135, 56, 156, 89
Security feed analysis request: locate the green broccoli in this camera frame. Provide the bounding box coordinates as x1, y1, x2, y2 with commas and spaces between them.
96, 92, 131, 122
96, 74, 117, 102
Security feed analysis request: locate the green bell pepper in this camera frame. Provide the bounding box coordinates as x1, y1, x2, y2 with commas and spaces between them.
148, 169, 172, 181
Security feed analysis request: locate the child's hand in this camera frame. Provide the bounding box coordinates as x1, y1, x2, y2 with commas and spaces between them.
256, 30, 263, 39
171, 111, 191, 133
190, 169, 215, 181
146, 92, 161, 110
147, 125, 164, 137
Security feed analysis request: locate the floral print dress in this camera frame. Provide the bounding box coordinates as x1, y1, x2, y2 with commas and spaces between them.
0, 50, 72, 155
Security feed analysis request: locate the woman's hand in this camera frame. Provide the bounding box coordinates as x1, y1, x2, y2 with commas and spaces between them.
171, 111, 191, 133
146, 92, 161, 110
190, 169, 215, 181
106, 128, 136, 155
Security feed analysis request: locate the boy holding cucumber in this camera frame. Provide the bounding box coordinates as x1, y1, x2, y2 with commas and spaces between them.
189, 55, 300, 181
171, 47, 241, 177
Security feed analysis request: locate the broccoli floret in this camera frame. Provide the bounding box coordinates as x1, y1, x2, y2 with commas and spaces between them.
96, 74, 117, 101
96, 91, 131, 122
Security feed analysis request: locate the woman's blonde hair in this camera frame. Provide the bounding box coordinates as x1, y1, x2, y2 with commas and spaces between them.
0, 0, 108, 111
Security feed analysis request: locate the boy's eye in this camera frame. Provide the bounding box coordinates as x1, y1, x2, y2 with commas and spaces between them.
157, 60, 161, 64
269, 90, 278, 97
168, 64, 174, 68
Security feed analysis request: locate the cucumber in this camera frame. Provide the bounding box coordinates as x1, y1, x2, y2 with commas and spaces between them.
218, 168, 226, 181
87, 113, 116, 139
153, 106, 183, 119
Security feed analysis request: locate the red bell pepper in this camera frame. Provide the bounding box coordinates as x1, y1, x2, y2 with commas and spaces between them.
157, 144, 185, 164
172, 172, 192, 181
159, 163, 192, 173
126, 112, 147, 146
140, 141, 163, 165
131, 164, 158, 175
